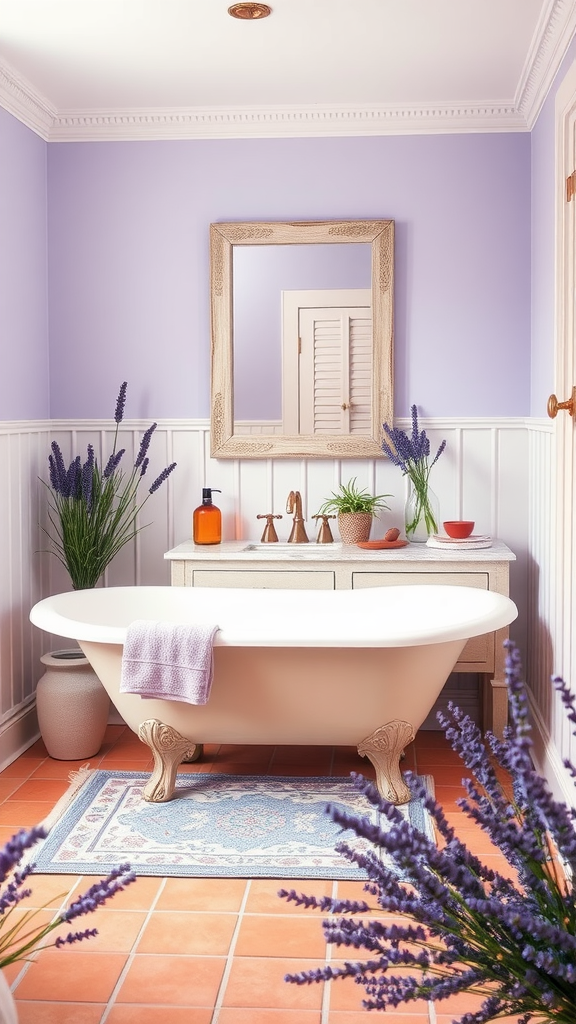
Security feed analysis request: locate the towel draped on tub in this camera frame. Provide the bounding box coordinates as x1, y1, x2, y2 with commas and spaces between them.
120, 620, 220, 705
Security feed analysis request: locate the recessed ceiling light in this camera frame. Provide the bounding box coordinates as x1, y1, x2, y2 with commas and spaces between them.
228, 3, 272, 19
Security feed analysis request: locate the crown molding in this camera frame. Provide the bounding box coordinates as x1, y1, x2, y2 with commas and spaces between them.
0, 58, 54, 140
0, 0, 573, 142
516, 0, 576, 128
47, 102, 527, 141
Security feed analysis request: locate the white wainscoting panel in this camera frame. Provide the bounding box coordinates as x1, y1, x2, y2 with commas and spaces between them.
0, 416, 563, 788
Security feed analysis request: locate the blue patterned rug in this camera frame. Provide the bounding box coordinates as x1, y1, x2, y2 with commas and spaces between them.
32, 770, 434, 879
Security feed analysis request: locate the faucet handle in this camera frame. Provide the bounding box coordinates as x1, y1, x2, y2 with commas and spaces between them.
257, 513, 282, 543
312, 513, 336, 544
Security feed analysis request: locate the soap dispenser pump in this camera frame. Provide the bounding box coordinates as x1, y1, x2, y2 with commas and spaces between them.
193, 488, 222, 545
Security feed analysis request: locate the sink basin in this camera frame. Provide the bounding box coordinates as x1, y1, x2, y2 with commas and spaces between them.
242, 543, 343, 558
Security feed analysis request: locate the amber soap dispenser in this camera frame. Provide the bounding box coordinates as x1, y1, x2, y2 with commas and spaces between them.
193, 488, 222, 544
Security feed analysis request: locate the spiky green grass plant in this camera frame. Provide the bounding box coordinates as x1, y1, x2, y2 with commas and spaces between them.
317, 478, 391, 516
41, 382, 176, 590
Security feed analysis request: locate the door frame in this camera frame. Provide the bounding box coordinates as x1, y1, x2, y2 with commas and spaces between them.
553, 60, 576, 682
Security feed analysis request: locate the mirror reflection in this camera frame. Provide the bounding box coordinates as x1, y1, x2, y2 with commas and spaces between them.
233, 243, 372, 433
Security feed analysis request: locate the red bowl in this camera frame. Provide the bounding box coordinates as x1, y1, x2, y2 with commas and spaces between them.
443, 520, 474, 539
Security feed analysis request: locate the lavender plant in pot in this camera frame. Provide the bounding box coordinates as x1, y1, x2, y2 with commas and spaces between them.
36, 382, 177, 760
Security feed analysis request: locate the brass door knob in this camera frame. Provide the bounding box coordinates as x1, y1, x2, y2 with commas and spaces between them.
547, 386, 576, 419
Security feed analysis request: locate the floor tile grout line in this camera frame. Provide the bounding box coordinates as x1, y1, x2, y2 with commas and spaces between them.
209, 878, 252, 1023
98, 875, 169, 1023
320, 879, 338, 1024
1, 737, 479, 1019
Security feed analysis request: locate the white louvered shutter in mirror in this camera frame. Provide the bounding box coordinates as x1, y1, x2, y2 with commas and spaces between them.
298, 306, 372, 433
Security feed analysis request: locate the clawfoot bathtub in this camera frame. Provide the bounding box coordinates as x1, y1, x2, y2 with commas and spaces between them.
30, 584, 517, 804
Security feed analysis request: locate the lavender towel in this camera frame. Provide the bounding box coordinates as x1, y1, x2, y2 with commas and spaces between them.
120, 620, 220, 705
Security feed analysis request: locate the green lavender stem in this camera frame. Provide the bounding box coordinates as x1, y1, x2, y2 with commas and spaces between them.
405, 476, 438, 537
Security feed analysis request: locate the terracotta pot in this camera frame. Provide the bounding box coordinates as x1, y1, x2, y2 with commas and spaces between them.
337, 512, 373, 544
0, 971, 17, 1024
36, 649, 110, 760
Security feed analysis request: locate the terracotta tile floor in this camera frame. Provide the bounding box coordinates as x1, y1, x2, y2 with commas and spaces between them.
0, 726, 511, 1023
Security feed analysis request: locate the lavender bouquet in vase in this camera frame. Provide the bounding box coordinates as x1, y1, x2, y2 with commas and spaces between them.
382, 405, 446, 542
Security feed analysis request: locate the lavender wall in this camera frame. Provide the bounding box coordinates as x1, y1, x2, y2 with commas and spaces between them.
0, 108, 49, 420
47, 133, 531, 421
233, 242, 371, 419
531, 37, 576, 416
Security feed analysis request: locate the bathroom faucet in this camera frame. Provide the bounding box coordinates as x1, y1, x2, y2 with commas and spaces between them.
286, 491, 309, 543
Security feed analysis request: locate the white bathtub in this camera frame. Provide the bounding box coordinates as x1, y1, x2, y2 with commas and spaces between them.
30, 584, 517, 804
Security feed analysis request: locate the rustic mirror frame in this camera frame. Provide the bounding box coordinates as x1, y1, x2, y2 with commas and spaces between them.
210, 219, 394, 458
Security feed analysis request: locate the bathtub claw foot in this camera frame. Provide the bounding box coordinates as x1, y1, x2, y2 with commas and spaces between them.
358, 720, 415, 805
138, 719, 199, 802
182, 743, 204, 763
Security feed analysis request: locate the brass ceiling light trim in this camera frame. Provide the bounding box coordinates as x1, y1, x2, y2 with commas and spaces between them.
228, 3, 272, 19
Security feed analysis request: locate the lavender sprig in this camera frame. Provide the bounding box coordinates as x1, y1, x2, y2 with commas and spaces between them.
114, 381, 127, 424
0, 828, 136, 967
134, 423, 157, 469
149, 463, 177, 494
281, 642, 576, 1024
40, 383, 177, 589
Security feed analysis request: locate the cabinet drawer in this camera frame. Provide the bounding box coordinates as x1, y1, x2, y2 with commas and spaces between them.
352, 571, 489, 590
351, 571, 492, 668
192, 569, 335, 590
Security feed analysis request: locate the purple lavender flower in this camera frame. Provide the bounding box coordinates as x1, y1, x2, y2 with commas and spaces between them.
134, 423, 157, 469
0, 826, 46, 884
55, 928, 98, 947
114, 381, 128, 424
103, 448, 125, 479
65, 455, 82, 499
49, 442, 67, 494
81, 445, 95, 512
149, 462, 176, 494
61, 863, 136, 922
382, 404, 446, 476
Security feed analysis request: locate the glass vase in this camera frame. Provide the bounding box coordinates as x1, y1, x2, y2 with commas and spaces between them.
404, 481, 439, 543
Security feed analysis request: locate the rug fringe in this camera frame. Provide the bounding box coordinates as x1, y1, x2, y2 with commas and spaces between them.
39, 763, 94, 833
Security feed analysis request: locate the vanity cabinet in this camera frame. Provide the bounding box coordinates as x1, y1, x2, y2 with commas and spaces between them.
165, 540, 515, 736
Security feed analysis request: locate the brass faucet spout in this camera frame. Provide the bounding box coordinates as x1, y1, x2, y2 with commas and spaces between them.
286, 490, 309, 543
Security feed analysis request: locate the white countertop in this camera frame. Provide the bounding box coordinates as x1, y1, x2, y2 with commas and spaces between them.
164, 539, 515, 564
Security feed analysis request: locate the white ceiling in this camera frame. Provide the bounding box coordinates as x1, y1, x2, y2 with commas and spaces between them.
0, 0, 575, 141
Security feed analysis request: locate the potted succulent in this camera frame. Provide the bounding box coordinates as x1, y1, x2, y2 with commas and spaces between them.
316, 478, 392, 544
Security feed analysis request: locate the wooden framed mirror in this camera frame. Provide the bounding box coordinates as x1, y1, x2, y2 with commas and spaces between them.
210, 219, 394, 458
